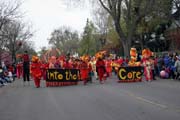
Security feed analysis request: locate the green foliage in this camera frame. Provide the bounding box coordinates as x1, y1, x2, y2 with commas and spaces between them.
78, 19, 98, 56
137, 0, 173, 34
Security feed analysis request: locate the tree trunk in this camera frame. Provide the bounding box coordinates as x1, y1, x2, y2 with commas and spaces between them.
120, 38, 129, 57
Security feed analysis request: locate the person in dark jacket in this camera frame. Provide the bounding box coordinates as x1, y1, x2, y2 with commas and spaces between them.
22, 50, 30, 85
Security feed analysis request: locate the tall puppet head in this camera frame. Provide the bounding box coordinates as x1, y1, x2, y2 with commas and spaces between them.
130, 48, 137, 61
142, 48, 152, 59
31, 56, 39, 63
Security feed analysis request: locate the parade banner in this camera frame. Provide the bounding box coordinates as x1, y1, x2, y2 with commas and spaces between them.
118, 67, 143, 82
46, 69, 79, 87
46, 69, 79, 82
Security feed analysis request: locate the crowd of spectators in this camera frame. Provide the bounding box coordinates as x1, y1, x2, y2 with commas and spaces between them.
0, 61, 16, 87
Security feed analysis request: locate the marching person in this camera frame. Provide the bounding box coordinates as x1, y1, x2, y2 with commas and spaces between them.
30, 56, 42, 88
22, 51, 30, 85
79, 59, 89, 85
96, 57, 106, 84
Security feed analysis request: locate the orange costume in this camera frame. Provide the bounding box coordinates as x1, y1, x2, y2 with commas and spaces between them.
30, 56, 42, 88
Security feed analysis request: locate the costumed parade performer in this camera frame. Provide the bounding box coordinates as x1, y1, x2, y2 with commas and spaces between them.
96, 53, 106, 84
142, 48, 153, 81
105, 57, 112, 77
41, 61, 48, 80
89, 57, 98, 80
49, 56, 56, 68
128, 48, 141, 66
30, 56, 42, 88
16, 61, 23, 79
79, 55, 89, 85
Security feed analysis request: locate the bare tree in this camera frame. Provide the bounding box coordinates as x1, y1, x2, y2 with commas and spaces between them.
92, 2, 109, 35
0, 0, 22, 62
0, 0, 21, 30
3, 21, 33, 63
48, 26, 79, 54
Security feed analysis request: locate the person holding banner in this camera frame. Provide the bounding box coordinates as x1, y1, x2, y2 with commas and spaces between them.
30, 56, 42, 88
79, 59, 89, 85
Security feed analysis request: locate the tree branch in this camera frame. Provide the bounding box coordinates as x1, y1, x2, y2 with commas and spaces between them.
99, 0, 112, 15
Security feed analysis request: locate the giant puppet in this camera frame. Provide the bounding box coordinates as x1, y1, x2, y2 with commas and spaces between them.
128, 48, 141, 66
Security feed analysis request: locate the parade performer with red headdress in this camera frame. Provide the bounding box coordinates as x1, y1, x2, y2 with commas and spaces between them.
79, 56, 89, 85
30, 56, 42, 88
96, 53, 106, 84
142, 48, 153, 81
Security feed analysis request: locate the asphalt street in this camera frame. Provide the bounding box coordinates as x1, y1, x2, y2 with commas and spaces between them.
0, 75, 180, 120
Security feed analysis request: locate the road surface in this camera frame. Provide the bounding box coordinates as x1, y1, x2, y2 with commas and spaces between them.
0, 75, 180, 120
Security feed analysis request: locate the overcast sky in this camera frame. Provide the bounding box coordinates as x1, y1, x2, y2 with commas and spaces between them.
22, 0, 92, 51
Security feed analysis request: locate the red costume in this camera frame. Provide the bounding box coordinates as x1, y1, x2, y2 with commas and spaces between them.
79, 61, 88, 85
16, 62, 23, 79
41, 62, 48, 80
96, 58, 106, 84
105, 59, 112, 77
30, 56, 42, 88
63, 60, 72, 69
142, 49, 153, 81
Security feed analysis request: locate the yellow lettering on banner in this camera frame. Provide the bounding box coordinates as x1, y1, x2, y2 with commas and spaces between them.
65, 71, 70, 80
132, 71, 136, 78
136, 72, 141, 79
73, 75, 77, 80
127, 72, 132, 79
54, 71, 59, 80
119, 68, 126, 80
58, 74, 63, 80
49, 72, 55, 80
47, 69, 78, 81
